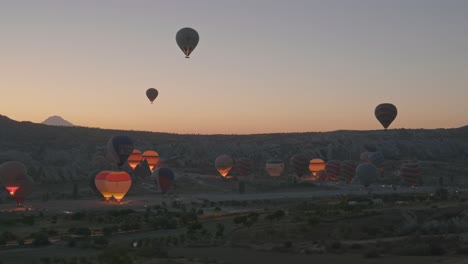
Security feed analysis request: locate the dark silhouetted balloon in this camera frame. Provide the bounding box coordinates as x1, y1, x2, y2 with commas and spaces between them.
325, 160, 341, 182
215, 154, 233, 178
106, 136, 134, 168
236, 158, 254, 177
341, 160, 358, 183
399, 161, 422, 187
265, 159, 284, 177
176, 27, 199, 58
154, 168, 175, 194
146, 88, 158, 104
290, 154, 310, 178
368, 151, 385, 167
13, 175, 33, 207
0, 161, 28, 196
354, 163, 378, 187
316, 170, 327, 181
375, 103, 397, 129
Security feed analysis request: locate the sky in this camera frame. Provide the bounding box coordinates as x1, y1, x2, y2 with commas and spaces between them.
1, 0, 467, 134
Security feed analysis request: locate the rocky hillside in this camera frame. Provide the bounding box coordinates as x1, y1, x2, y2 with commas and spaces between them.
41, 115, 74, 127
0, 115, 467, 185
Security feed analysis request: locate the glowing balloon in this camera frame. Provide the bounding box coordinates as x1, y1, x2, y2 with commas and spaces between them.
265, 159, 284, 177
0, 161, 28, 196
95, 171, 132, 202
215, 154, 233, 178
142, 150, 159, 172
127, 149, 143, 170
95, 171, 112, 201
309, 159, 325, 176
290, 154, 310, 178
375, 103, 397, 129
153, 167, 175, 194
146, 88, 158, 104
106, 135, 134, 168
353, 163, 378, 187
236, 158, 254, 177
399, 161, 422, 187
325, 160, 341, 182
176, 27, 199, 58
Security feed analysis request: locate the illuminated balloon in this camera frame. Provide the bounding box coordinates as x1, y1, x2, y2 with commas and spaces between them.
95, 171, 132, 202
127, 149, 143, 170
399, 161, 422, 187
236, 158, 254, 177
12, 175, 33, 207
146, 88, 158, 104
341, 160, 358, 183
0, 161, 28, 196
142, 150, 160, 172
106, 135, 134, 168
325, 160, 341, 182
290, 154, 310, 178
353, 163, 378, 187
176, 27, 199, 58
375, 103, 397, 129
215, 154, 233, 178
265, 159, 284, 177
153, 167, 175, 194
309, 159, 325, 176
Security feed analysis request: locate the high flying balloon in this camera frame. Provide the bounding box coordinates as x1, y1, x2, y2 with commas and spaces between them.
375, 103, 398, 129
146, 88, 158, 104
176, 27, 199, 58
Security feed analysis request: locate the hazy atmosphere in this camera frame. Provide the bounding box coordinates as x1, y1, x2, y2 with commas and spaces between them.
1, 0, 467, 134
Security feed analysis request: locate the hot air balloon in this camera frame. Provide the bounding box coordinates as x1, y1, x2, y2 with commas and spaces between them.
95, 171, 132, 202
399, 161, 422, 187
106, 135, 134, 168
142, 150, 159, 172
341, 160, 358, 183
265, 159, 284, 177
236, 158, 254, 177
368, 151, 385, 167
316, 170, 327, 181
146, 88, 158, 104
375, 103, 397, 129
176, 27, 199, 58
153, 167, 175, 194
12, 175, 33, 207
127, 149, 143, 170
325, 160, 341, 182
215, 154, 233, 178
309, 159, 325, 176
290, 154, 310, 178
360, 151, 370, 163
0, 161, 28, 196
353, 163, 379, 187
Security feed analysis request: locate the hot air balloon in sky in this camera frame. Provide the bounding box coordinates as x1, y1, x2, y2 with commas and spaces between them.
265, 159, 284, 177
142, 150, 159, 172
236, 158, 254, 177
325, 160, 341, 182
0, 161, 28, 196
106, 135, 134, 169
176, 27, 199, 58
353, 163, 379, 187
309, 159, 325, 176
399, 161, 422, 187
95, 171, 132, 202
215, 154, 233, 178
290, 154, 310, 178
375, 103, 397, 129
153, 167, 175, 194
146, 88, 158, 104
127, 149, 143, 170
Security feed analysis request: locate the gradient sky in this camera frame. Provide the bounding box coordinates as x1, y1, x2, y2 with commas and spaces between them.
1, 0, 467, 134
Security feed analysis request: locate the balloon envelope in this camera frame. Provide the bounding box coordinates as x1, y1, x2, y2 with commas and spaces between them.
146, 88, 158, 104
153, 167, 175, 194
265, 159, 284, 177
176, 27, 199, 58
95, 171, 132, 202
290, 154, 310, 177
354, 163, 378, 187
127, 149, 143, 170
375, 103, 397, 129
142, 150, 159, 172
12, 175, 33, 206
106, 136, 134, 168
309, 159, 325, 176
399, 161, 422, 187
325, 160, 341, 182
341, 160, 358, 184
0, 161, 28, 196
236, 158, 254, 177
215, 154, 233, 177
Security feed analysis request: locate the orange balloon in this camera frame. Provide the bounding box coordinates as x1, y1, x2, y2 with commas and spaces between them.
142, 150, 159, 172
309, 159, 325, 176
127, 149, 143, 170
95, 171, 132, 202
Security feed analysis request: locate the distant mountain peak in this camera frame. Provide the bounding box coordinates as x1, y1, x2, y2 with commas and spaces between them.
42, 115, 74, 127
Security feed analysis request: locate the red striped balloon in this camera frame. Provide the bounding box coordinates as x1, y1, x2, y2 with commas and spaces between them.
316, 170, 327, 181
290, 154, 310, 177
399, 161, 422, 187
236, 158, 254, 177
375, 103, 397, 129
325, 160, 341, 182
341, 160, 358, 183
